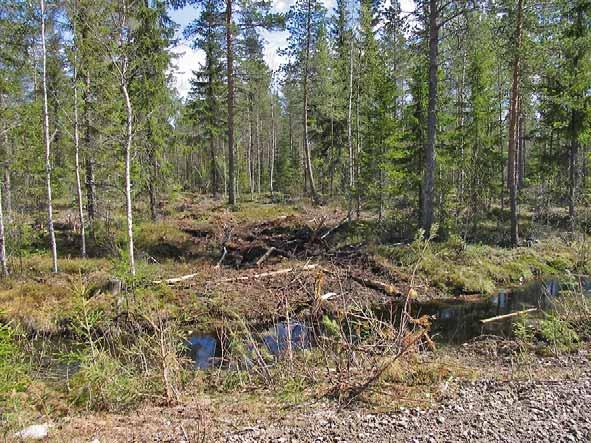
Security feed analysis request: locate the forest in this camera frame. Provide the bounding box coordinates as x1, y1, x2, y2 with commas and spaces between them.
0, 0, 591, 441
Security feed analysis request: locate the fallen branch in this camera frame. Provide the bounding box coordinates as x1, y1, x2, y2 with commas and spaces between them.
153, 272, 201, 285
215, 246, 228, 269
255, 246, 275, 267
320, 216, 349, 241
351, 275, 403, 297
479, 308, 537, 324
217, 264, 321, 283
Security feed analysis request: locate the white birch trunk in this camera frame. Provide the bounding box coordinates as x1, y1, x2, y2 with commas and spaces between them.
73, 58, 87, 258
41, 0, 58, 273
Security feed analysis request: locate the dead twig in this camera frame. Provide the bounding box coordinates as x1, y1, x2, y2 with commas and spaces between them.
216, 264, 323, 283
215, 246, 228, 269
480, 308, 537, 324
255, 246, 275, 267
351, 275, 403, 297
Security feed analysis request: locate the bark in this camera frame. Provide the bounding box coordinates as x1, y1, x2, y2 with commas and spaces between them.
421, 0, 439, 233
256, 109, 261, 194
73, 59, 87, 257
518, 113, 525, 189
148, 126, 158, 221
507, 0, 524, 246
0, 140, 8, 276
302, 0, 318, 201
2, 132, 11, 223
210, 135, 219, 198
226, 0, 236, 205
569, 111, 579, 222
347, 41, 354, 221
270, 99, 275, 194
81, 16, 96, 224
41, 0, 58, 273
568, 5, 584, 224
120, 4, 135, 277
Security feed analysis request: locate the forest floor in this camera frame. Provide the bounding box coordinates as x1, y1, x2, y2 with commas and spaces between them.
1, 194, 591, 441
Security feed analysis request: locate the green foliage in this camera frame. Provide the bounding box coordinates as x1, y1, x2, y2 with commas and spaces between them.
68, 351, 143, 411
321, 315, 341, 339
540, 314, 580, 355
0, 321, 29, 404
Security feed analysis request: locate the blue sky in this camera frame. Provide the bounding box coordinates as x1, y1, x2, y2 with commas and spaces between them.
168, 0, 415, 98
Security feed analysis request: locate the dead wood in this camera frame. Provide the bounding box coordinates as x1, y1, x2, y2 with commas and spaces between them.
351, 275, 403, 297
217, 264, 322, 283
479, 308, 537, 324
153, 273, 202, 285
255, 246, 276, 267
320, 216, 349, 241
215, 246, 228, 268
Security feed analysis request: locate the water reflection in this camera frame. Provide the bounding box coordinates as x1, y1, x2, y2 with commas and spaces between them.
187, 321, 310, 369
414, 277, 591, 344
188, 278, 590, 367
188, 334, 218, 369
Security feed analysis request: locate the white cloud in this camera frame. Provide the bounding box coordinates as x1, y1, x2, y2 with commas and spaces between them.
169, 43, 205, 99
171, 0, 413, 98
261, 29, 289, 72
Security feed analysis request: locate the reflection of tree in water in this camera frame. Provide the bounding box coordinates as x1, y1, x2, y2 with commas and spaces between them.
417, 279, 590, 345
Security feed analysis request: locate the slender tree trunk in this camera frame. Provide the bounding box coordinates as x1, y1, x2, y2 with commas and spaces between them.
507, 0, 524, 246
83, 69, 96, 225
122, 80, 135, 275
498, 62, 505, 214
347, 41, 354, 221
41, 0, 58, 273
2, 133, 11, 223
119, 3, 135, 276
0, 136, 8, 276
302, 0, 318, 201
569, 110, 578, 222
256, 110, 261, 195
73, 60, 87, 257
270, 99, 275, 194
421, 0, 439, 233
248, 101, 254, 196
226, 0, 236, 205
211, 135, 218, 198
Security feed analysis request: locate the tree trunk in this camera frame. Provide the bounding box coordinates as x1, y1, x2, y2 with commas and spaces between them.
2, 133, 11, 223
41, 0, 58, 273
569, 111, 578, 223
73, 59, 87, 257
226, 0, 236, 205
270, 99, 275, 194
0, 138, 8, 276
421, 0, 439, 233
302, 0, 318, 201
507, 0, 524, 246
347, 41, 354, 221
119, 3, 135, 276
211, 135, 218, 198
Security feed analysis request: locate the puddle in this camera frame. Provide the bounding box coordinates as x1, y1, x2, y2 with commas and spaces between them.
187, 278, 590, 367
188, 334, 220, 369
415, 277, 591, 344
187, 321, 311, 369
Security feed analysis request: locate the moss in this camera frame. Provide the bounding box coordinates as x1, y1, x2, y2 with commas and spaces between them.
379, 236, 583, 296
134, 222, 194, 258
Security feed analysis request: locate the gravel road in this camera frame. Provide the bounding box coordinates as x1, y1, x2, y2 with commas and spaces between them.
223, 375, 591, 442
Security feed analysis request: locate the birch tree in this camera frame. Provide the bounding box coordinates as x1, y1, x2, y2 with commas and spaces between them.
40, 0, 58, 273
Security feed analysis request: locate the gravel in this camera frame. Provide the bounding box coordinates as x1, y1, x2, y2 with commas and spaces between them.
222, 373, 591, 442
